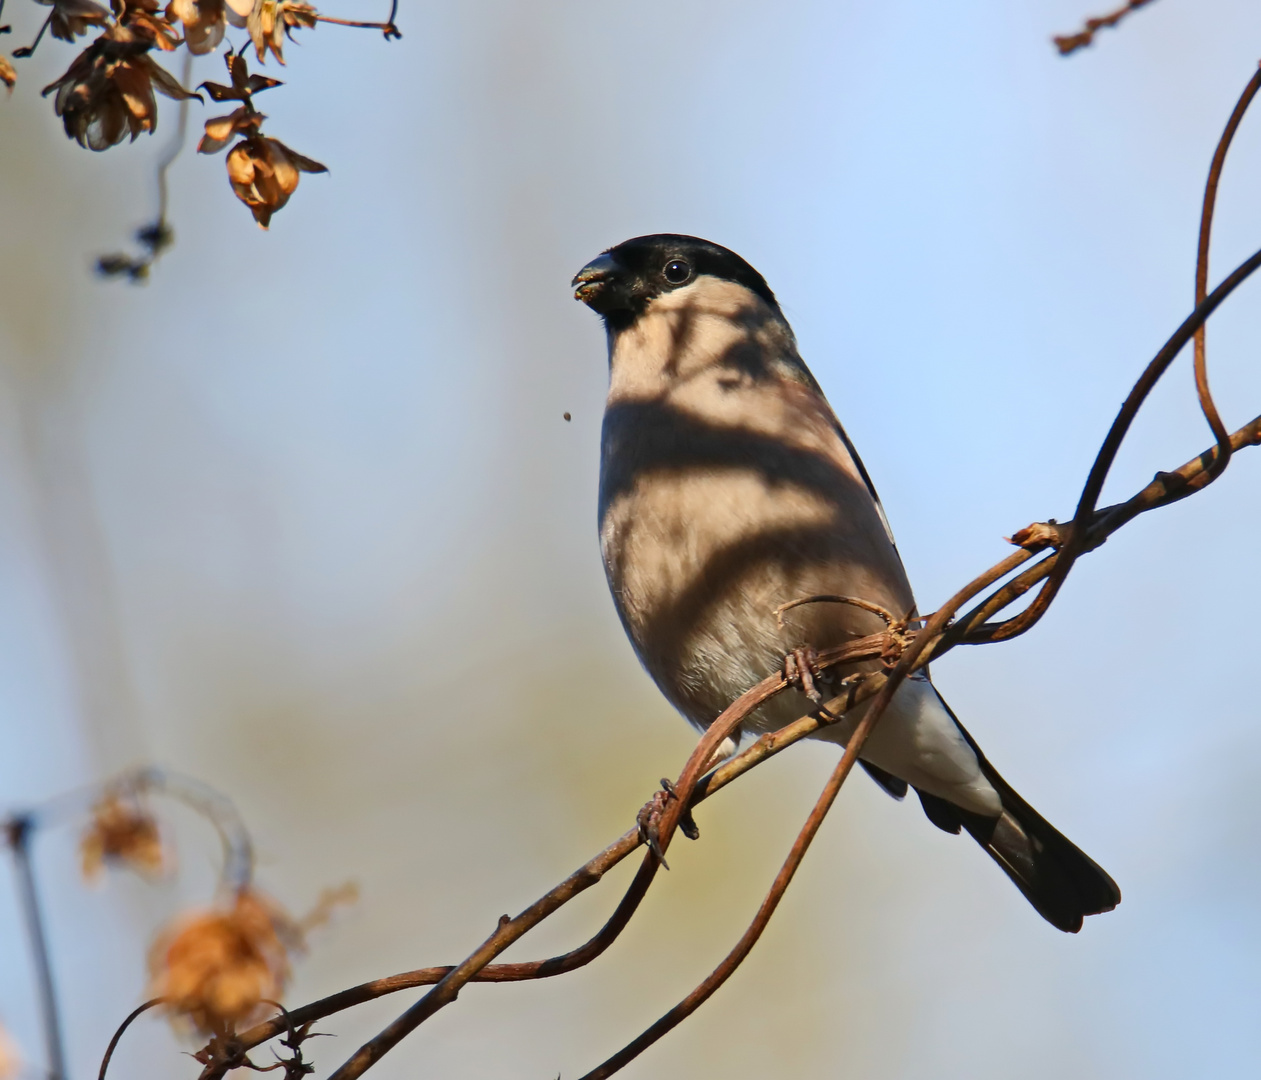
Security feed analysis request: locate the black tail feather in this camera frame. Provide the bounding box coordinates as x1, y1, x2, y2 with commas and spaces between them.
911, 712, 1121, 933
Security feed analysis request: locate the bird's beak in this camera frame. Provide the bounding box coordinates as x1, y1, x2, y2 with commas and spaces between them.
572, 252, 618, 306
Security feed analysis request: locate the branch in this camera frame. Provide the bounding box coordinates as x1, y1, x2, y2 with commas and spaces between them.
205, 399, 1261, 1079
4, 816, 67, 1080
1053, 0, 1158, 56
1192, 65, 1261, 484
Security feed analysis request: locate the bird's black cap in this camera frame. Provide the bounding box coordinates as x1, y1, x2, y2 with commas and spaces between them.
573, 234, 779, 330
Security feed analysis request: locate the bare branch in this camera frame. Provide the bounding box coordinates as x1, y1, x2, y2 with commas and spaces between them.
1192, 65, 1261, 483
1053, 0, 1158, 56
3, 815, 67, 1080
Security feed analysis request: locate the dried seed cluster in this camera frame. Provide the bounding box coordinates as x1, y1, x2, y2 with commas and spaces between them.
5, 768, 357, 1046
148, 887, 301, 1034
196, 48, 325, 227
0, 0, 399, 268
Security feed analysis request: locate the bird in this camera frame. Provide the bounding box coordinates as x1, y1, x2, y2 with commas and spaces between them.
571, 233, 1120, 933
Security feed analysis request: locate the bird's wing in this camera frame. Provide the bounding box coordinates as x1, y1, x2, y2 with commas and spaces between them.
830, 416, 900, 552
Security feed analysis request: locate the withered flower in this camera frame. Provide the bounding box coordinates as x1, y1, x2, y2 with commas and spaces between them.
247, 0, 318, 64
115, 0, 182, 51
0, 56, 15, 93
35, 0, 110, 43
42, 25, 200, 151
80, 791, 167, 879
195, 50, 322, 226
149, 888, 302, 1035
164, 0, 227, 55
226, 135, 326, 227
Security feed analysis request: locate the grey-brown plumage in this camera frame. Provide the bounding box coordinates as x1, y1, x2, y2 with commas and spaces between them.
573, 234, 1120, 933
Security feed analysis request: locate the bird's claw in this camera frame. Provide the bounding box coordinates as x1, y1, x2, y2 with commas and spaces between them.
784, 645, 840, 718
636, 778, 699, 868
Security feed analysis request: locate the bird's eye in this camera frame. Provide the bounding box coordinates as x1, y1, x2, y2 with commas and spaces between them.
663, 259, 691, 285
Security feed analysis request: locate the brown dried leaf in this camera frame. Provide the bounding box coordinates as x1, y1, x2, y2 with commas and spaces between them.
125, 8, 182, 49
279, 0, 316, 33
270, 137, 326, 173
0, 56, 15, 93
166, 0, 226, 54
36, 0, 110, 42
200, 80, 246, 101
227, 48, 250, 88
198, 105, 262, 153
143, 55, 202, 100
246, 0, 293, 64
297, 881, 358, 933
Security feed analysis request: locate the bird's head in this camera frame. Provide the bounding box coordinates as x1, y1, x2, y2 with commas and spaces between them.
572, 234, 779, 332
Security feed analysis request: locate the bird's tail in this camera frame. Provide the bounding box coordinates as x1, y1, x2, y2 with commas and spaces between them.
918, 750, 1120, 933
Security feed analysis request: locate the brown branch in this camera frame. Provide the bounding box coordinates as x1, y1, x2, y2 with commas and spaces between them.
578, 729, 865, 1077
313, 0, 400, 40
213, 389, 1261, 1079
1053, 0, 1158, 56
1193, 65, 1261, 484
971, 241, 1261, 644
575, 558, 976, 1078
773, 593, 900, 628
100, 999, 167, 1080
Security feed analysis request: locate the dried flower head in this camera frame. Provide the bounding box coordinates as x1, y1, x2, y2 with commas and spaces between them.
81, 791, 167, 879
114, 0, 182, 50
0, 1023, 18, 1080
149, 888, 303, 1035
0, 56, 16, 93
35, 0, 111, 43
225, 135, 325, 227
165, 0, 228, 55
247, 0, 318, 64
42, 26, 200, 150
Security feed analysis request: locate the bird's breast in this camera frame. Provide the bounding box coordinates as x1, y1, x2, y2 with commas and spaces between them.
599, 388, 913, 730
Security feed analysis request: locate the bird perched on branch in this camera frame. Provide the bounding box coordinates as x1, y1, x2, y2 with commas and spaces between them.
572, 234, 1120, 933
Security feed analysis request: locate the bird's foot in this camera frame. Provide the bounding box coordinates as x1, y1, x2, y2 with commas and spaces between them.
636, 778, 699, 869
783, 646, 841, 719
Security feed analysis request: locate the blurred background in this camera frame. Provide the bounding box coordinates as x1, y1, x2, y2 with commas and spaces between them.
2, 0, 1260, 1077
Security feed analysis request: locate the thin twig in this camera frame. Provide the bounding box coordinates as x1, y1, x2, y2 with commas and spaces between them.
157, 51, 195, 228
1053, 0, 1157, 56
773, 593, 899, 629
99, 999, 167, 1080
220, 395, 1261, 1073
97, 53, 194, 280
4, 816, 67, 1080
976, 242, 1261, 643
11, 10, 51, 58
1193, 65, 1261, 485
314, 0, 400, 39
578, 738, 860, 1077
